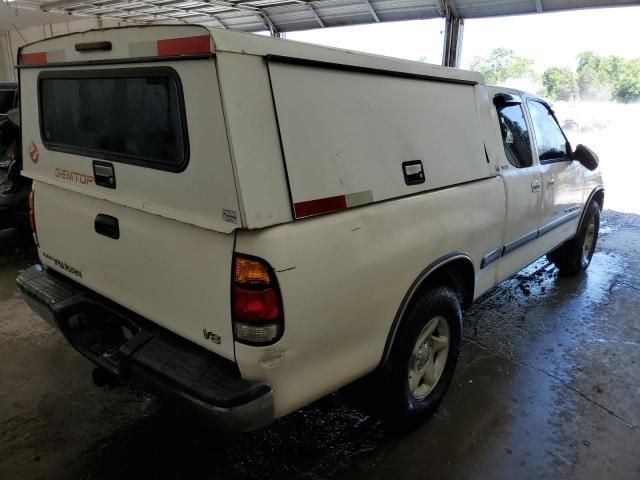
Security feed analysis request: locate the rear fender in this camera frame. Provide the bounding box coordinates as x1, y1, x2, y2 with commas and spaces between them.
379, 252, 475, 368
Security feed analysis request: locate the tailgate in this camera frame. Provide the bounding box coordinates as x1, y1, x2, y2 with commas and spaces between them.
19, 28, 239, 360
33, 183, 237, 360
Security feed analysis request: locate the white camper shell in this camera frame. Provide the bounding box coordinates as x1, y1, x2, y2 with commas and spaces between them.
17, 25, 604, 432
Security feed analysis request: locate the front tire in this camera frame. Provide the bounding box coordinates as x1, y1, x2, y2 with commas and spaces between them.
380, 286, 462, 429
547, 201, 600, 275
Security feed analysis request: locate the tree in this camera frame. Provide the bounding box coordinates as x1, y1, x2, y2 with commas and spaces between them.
471, 48, 639, 103
613, 59, 640, 103
470, 48, 535, 85
542, 66, 577, 100
576, 51, 613, 100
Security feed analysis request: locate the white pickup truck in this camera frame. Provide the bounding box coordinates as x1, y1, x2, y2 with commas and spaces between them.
16, 25, 603, 432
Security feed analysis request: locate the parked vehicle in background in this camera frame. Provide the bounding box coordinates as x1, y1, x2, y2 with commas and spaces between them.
16, 26, 604, 433
0, 82, 19, 161
0, 82, 18, 115
0, 82, 31, 231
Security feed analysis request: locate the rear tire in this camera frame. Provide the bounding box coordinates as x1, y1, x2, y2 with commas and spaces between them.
379, 286, 462, 430
547, 201, 600, 275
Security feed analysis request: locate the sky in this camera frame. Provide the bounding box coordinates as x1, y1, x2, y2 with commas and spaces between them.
286, 6, 640, 73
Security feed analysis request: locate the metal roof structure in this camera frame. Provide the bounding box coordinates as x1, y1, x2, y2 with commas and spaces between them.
24, 0, 640, 35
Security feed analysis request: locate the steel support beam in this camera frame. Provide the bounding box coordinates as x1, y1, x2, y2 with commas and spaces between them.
441, 0, 463, 68
305, 2, 326, 27
260, 10, 280, 36
363, 0, 380, 22
44, 0, 228, 28
535, 0, 544, 13
445, 0, 459, 17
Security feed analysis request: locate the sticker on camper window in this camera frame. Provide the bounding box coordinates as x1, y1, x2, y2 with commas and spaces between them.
28, 142, 39, 164
223, 209, 238, 224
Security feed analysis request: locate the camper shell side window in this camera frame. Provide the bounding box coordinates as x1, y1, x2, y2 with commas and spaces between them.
38, 67, 189, 172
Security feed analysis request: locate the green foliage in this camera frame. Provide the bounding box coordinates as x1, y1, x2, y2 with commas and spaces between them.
612, 59, 640, 103
470, 48, 535, 85
577, 65, 610, 100
575, 51, 640, 102
542, 67, 577, 101
576, 51, 613, 100
472, 48, 640, 103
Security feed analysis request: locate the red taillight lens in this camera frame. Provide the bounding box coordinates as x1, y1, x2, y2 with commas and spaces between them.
231, 255, 283, 345
28, 210, 36, 232
232, 287, 280, 321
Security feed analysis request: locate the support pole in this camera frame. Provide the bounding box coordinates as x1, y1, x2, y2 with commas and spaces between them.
0, 33, 13, 81
441, 9, 463, 68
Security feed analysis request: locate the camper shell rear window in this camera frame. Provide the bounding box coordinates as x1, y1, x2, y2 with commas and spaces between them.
38, 67, 189, 172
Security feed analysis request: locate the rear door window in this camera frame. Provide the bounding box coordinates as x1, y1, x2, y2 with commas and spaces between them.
496, 102, 533, 168
39, 68, 188, 172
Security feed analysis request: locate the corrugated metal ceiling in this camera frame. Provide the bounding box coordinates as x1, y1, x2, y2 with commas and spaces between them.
29, 0, 640, 33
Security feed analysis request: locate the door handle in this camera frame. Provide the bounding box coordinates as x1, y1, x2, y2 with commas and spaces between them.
95, 214, 120, 239
531, 180, 541, 193
547, 176, 555, 187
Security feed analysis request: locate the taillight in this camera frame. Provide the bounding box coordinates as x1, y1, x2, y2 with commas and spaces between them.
233, 289, 280, 321
232, 254, 283, 345
28, 190, 39, 247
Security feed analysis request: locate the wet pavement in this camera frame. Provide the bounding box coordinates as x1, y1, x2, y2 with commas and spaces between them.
0, 210, 638, 480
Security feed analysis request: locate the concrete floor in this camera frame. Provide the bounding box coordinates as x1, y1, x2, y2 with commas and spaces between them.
0, 210, 638, 480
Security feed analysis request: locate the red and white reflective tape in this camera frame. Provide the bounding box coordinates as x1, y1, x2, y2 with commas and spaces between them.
294, 190, 374, 219
129, 35, 211, 58
19, 35, 211, 65
20, 52, 48, 65
19, 50, 65, 65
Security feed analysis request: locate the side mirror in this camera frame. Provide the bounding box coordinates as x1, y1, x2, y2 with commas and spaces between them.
572, 144, 599, 171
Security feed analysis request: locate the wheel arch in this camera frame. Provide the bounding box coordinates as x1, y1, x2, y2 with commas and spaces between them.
378, 252, 475, 368
579, 187, 605, 231
592, 188, 605, 211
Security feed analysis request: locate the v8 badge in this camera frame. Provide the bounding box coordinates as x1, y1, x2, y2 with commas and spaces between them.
203, 328, 221, 344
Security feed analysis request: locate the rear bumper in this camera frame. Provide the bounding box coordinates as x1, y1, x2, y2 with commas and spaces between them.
17, 265, 274, 433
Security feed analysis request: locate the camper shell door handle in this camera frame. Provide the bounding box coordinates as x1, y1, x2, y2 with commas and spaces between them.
93, 161, 116, 189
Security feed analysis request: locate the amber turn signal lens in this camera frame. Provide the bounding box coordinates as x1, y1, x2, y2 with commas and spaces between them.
234, 257, 271, 285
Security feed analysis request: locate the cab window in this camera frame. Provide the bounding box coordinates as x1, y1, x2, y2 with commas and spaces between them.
527, 100, 570, 163
496, 103, 533, 168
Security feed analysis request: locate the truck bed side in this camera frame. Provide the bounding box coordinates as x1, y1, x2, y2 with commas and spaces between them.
235, 176, 505, 417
